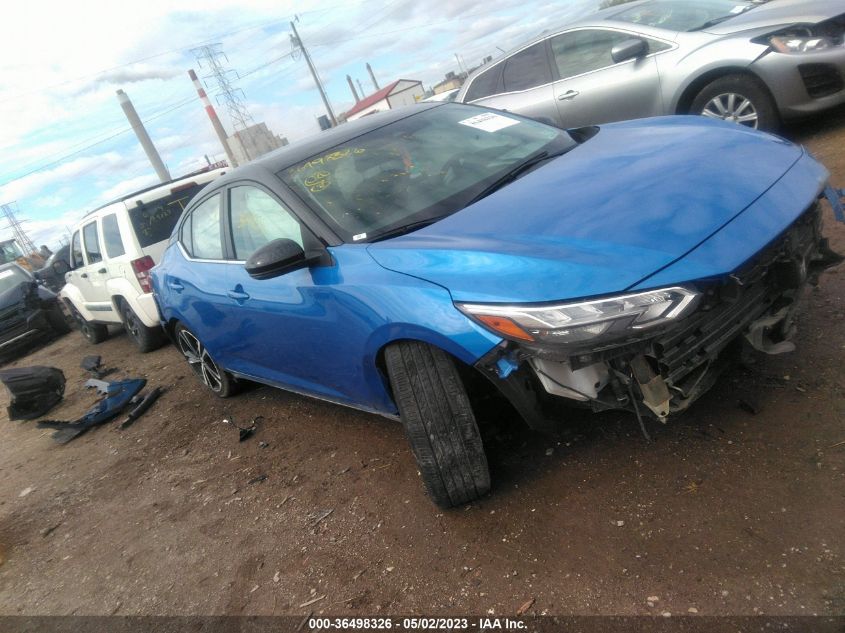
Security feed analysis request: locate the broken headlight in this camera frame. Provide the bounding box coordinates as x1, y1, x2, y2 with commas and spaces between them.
457, 287, 699, 345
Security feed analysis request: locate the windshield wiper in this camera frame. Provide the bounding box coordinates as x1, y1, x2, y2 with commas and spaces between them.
691, 7, 755, 31
368, 217, 446, 242
465, 149, 568, 207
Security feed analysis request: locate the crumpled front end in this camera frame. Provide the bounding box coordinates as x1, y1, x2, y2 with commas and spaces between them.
470, 193, 843, 430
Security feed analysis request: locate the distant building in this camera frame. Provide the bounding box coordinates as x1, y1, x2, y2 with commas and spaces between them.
343, 79, 425, 122
433, 71, 464, 95
227, 122, 288, 164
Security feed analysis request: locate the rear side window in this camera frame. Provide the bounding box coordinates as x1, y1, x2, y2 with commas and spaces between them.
129, 183, 203, 248
82, 221, 102, 265
185, 194, 223, 260
101, 214, 125, 258
70, 231, 83, 269
501, 43, 552, 92
464, 65, 503, 102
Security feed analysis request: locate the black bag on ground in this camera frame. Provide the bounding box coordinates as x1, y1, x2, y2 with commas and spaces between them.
0, 366, 66, 420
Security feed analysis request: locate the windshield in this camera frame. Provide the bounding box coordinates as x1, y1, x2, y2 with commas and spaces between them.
279, 104, 575, 242
0, 266, 31, 294
613, 0, 761, 32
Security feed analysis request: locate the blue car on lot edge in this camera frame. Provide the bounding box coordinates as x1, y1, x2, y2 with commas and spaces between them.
152, 103, 842, 507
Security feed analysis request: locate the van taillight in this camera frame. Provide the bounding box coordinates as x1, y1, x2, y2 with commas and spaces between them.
131, 256, 155, 293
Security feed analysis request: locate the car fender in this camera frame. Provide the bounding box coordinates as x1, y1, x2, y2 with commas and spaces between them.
59, 283, 96, 322
664, 38, 770, 112
105, 278, 160, 327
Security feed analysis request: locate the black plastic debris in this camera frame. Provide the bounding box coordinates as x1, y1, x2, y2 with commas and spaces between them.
80, 355, 117, 379
119, 387, 164, 430
37, 378, 146, 444
224, 415, 263, 442
0, 366, 65, 420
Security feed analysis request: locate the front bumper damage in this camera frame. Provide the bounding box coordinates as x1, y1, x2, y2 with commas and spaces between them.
476, 199, 844, 431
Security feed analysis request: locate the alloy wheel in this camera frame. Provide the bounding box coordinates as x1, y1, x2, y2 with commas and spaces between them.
177, 328, 224, 392
700, 93, 759, 129
124, 308, 140, 341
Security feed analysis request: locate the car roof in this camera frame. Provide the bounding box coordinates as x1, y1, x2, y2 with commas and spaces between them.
210, 103, 444, 184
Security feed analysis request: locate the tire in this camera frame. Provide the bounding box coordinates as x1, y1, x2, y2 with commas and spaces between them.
174, 323, 238, 398
691, 74, 779, 131
67, 302, 108, 344
384, 340, 490, 508
46, 303, 71, 335
120, 300, 165, 353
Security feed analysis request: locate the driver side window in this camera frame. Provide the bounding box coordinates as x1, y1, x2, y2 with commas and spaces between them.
228, 186, 303, 261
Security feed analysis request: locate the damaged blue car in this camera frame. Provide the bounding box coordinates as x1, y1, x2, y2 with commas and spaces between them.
151, 103, 843, 507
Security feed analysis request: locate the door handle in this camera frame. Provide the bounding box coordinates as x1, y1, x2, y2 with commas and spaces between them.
80, 273, 88, 278
97, 268, 107, 274
167, 281, 184, 292
558, 90, 580, 101
227, 289, 250, 302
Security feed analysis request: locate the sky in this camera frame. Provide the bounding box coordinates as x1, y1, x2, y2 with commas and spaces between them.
0, 0, 607, 249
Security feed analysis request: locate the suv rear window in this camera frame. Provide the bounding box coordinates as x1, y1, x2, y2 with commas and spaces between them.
129, 184, 204, 248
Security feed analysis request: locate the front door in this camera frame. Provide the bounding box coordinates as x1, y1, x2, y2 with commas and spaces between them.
549, 28, 667, 128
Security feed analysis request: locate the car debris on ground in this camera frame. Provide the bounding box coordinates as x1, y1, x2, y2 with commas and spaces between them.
0, 366, 65, 420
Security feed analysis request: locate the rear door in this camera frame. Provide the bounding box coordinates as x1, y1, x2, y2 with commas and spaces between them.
467, 42, 558, 124
549, 28, 667, 127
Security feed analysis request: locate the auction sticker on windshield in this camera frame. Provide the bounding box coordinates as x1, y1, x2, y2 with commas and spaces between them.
458, 112, 519, 133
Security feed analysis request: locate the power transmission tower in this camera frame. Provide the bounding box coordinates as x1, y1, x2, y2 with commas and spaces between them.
290, 20, 337, 126
0, 202, 37, 255
191, 44, 256, 132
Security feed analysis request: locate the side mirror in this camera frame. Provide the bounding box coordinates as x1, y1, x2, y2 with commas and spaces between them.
245, 239, 310, 279
611, 38, 648, 64
52, 259, 70, 276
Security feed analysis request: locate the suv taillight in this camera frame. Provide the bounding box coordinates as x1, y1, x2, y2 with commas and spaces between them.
131, 256, 155, 293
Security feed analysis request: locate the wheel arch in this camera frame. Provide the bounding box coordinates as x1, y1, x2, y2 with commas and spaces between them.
675, 66, 774, 115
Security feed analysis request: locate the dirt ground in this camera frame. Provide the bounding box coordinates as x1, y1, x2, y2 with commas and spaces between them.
1, 111, 844, 619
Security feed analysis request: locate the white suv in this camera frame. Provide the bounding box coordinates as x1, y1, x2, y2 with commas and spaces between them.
59, 168, 226, 352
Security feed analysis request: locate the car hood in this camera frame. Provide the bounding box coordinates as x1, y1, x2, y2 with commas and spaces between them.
0, 282, 31, 312
367, 117, 803, 304
703, 0, 843, 35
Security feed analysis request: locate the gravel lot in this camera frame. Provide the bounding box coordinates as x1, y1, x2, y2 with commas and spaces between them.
0, 110, 843, 618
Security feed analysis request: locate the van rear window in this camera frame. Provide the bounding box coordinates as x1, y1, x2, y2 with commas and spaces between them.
129, 184, 204, 248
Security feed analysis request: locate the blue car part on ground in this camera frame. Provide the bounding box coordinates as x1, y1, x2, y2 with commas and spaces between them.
151, 104, 844, 507
38, 378, 146, 444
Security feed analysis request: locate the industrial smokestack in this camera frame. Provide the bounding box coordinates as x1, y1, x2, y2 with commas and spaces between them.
357, 78, 365, 97
366, 63, 379, 91
116, 89, 171, 183
346, 75, 360, 103
188, 69, 238, 168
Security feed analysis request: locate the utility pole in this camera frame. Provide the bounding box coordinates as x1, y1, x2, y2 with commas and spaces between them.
188, 68, 238, 168
0, 202, 36, 255
116, 89, 171, 183
290, 20, 337, 127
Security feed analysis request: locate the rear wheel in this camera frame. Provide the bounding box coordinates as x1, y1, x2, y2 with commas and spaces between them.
67, 302, 108, 344
691, 74, 779, 131
120, 300, 165, 353
46, 303, 71, 335
174, 323, 237, 398
384, 340, 490, 508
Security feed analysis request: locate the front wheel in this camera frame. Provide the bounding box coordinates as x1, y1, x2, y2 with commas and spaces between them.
384, 341, 490, 508
67, 302, 108, 344
691, 74, 779, 131
174, 323, 238, 398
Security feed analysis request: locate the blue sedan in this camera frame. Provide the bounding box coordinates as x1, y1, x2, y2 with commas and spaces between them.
152, 103, 842, 507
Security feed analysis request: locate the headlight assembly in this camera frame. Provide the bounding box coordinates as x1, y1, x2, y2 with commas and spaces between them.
770, 35, 832, 53
457, 287, 700, 346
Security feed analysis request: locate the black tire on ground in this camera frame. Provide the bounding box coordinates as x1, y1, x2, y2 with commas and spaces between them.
690, 73, 780, 131
119, 300, 165, 353
46, 302, 71, 335
384, 340, 490, 508
66, 301, 108, 344
173, 322, 238, 398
